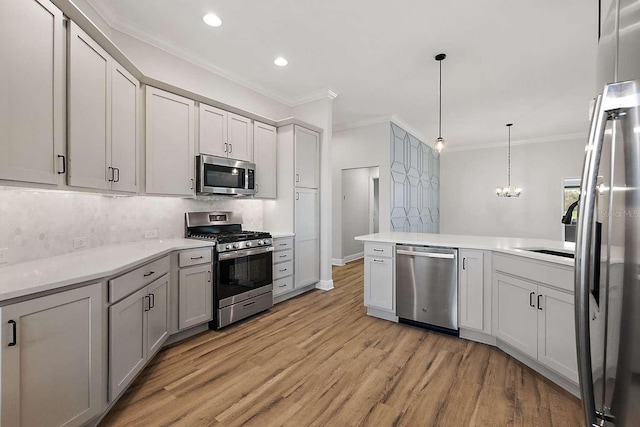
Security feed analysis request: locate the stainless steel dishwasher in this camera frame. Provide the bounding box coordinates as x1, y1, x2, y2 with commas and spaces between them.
396, 245, 458, 334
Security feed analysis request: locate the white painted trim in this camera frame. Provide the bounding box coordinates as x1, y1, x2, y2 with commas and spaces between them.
85, 0, 337, 108
332, 258, 346, 266
316, 280, 334, 291
332, 114, 434, 150
366, 307, 399, 322
445, 132, 588, 153
344, 252, 364, 263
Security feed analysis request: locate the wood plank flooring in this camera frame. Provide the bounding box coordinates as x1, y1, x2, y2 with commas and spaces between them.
101, 259, 584, 426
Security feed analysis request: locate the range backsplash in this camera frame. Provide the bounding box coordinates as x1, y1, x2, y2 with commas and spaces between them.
0, 187, 263, 267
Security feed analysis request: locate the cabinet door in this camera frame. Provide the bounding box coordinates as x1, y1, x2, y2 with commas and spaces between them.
1, 283, 103, 427
145, 87, 195, 196
68, 22, 111, 190
459, 249, 485, 331
227, 113, 253, 162
0, 0, 64, 185
109, 286, 147, 401
537, 286, 579, 382
364, 256, 394, 311
147, 274, 169, 357
295, 188, 319, 287
253, 122, 277, 198
110, 63, 139, 193
294, 126, 320, 189
494, 273, 538, 359
178, 264, 213, 330
199, 103, 228, 157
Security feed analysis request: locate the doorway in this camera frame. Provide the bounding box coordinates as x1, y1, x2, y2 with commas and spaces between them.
341, 166, 379, 263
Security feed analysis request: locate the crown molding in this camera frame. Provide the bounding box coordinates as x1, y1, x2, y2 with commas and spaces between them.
333, 114, 434, 149
85, 0, 336, 108
444, 132, 588, 152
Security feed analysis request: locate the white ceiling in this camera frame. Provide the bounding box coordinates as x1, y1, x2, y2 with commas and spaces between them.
87, 0, 597, 148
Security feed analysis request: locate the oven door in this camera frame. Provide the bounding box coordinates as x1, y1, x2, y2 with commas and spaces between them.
197, 155, 256, 196
217, 246, 273, 308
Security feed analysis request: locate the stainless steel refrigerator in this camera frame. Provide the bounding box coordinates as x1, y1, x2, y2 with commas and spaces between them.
575, 0, 640, 425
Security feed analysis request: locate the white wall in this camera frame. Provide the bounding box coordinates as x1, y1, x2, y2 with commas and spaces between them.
332, 122, 390, 261
0, 187, 263, 266
440, 137, 587, 240
291, 98, 334, 288
341, 167, 378, 260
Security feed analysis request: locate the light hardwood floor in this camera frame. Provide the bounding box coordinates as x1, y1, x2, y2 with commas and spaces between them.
101, 259, 584, 426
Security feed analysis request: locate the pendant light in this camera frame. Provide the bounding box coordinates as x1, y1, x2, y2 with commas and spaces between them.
434, 53, 446, 153
496, 123, 523, 197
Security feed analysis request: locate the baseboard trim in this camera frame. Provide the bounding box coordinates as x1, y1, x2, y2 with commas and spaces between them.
496, 339, 580, 398
164, 323, 209, 346
332, 258, 345, 266
366, 307, 399, 322
316, 280, 334, 291
344, 252, 364, 263
459, 329, 497, 346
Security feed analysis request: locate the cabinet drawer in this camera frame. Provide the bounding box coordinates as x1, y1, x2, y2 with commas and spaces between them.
493, 254, 573, 292
273, 237, 294, 252
179, 248, 212, 267
109, 256, 170, 303
364, 242, 394, 258
273, 249, 293, 264
273, 276, 293, 296
274, 260, 293, 280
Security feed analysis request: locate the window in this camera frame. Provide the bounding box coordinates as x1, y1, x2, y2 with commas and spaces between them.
563, 178, 581, 242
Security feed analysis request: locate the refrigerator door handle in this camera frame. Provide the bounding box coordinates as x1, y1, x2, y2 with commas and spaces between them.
575, 92, 606, 427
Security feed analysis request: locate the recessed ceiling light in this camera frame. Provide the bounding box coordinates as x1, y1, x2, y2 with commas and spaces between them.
274, 57, 288, 67
203, 13, 222, 27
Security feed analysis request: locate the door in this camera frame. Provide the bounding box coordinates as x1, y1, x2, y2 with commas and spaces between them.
494, 273, 538, 359
295, 188, 320, 288
109, 286, 147, 401
253, 121, 277, 198
145, 87, 195, 195
199, 103, 228, 157
110, 63, 139, 193
364, 256, 394, 311
178, 264, 213, 329
0, 0, 64, 185
147, 274, 169, 357
294, 126, 320, 189
537, 286, 579, 382
459, 249, 485, 331
68, 22, 111, 190
1, 283, 103, 427
227, 113, 253, 162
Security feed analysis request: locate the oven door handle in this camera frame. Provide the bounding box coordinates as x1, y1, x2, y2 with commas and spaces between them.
218, 246, 274, 260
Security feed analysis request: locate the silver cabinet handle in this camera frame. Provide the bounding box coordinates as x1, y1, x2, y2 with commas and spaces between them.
396, 249, 455, 259
108, 166, 114, 182
373, 249, 384, 252
144, 295, 151, 312
229, 144, 233, 154
224, 143, 228, 153
114, 167, 120, 183
255, 183, 259, 194
190, 178, 194, 190
295, 173, 300, 182
296, 192, 300, 200
207, 270, 212, 283
373, 259, 385, 263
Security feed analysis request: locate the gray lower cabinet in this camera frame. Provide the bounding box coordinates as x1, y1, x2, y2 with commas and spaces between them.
178, 264, 213, 330
109, 274, 169, 401
0, 283, 103, 427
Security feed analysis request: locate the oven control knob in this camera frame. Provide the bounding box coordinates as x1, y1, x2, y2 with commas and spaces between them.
233, 243, 240, 249
225, 244, 232, 250
257, 240, 263, 246
246, 242, 252, 247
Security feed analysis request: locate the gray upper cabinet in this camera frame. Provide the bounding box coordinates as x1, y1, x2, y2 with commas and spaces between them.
146, 87, 195, 196
68, 22, 139, 193
294, 126, 320, 189
199, 104, 253, 163
1, 283, 104, 427
253, 121, 277, 199
0, 0, 64, 185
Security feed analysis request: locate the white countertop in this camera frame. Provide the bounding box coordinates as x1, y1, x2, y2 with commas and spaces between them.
0, 239, 214, 303
270, 232, 295, 238
355, 232, 576, 267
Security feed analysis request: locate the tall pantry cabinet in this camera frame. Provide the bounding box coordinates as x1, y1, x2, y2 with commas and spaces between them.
264, 124, 321, 295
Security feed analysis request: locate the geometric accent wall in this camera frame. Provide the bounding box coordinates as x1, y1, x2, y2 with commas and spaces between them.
390, 123, 440, 233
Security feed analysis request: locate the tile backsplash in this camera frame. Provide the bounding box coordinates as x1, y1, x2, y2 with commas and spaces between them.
0, 187, 263, 266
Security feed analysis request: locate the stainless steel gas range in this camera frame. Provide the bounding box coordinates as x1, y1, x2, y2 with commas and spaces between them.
185, 211, 273, 329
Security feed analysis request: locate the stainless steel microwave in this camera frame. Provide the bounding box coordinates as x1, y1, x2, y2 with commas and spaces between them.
196, 155, 256, 196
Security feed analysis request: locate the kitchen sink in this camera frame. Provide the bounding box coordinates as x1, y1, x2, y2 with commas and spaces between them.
521, 248, 575, 259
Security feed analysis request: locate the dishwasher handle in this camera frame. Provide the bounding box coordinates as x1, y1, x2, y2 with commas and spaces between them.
396, 249, 455, 259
